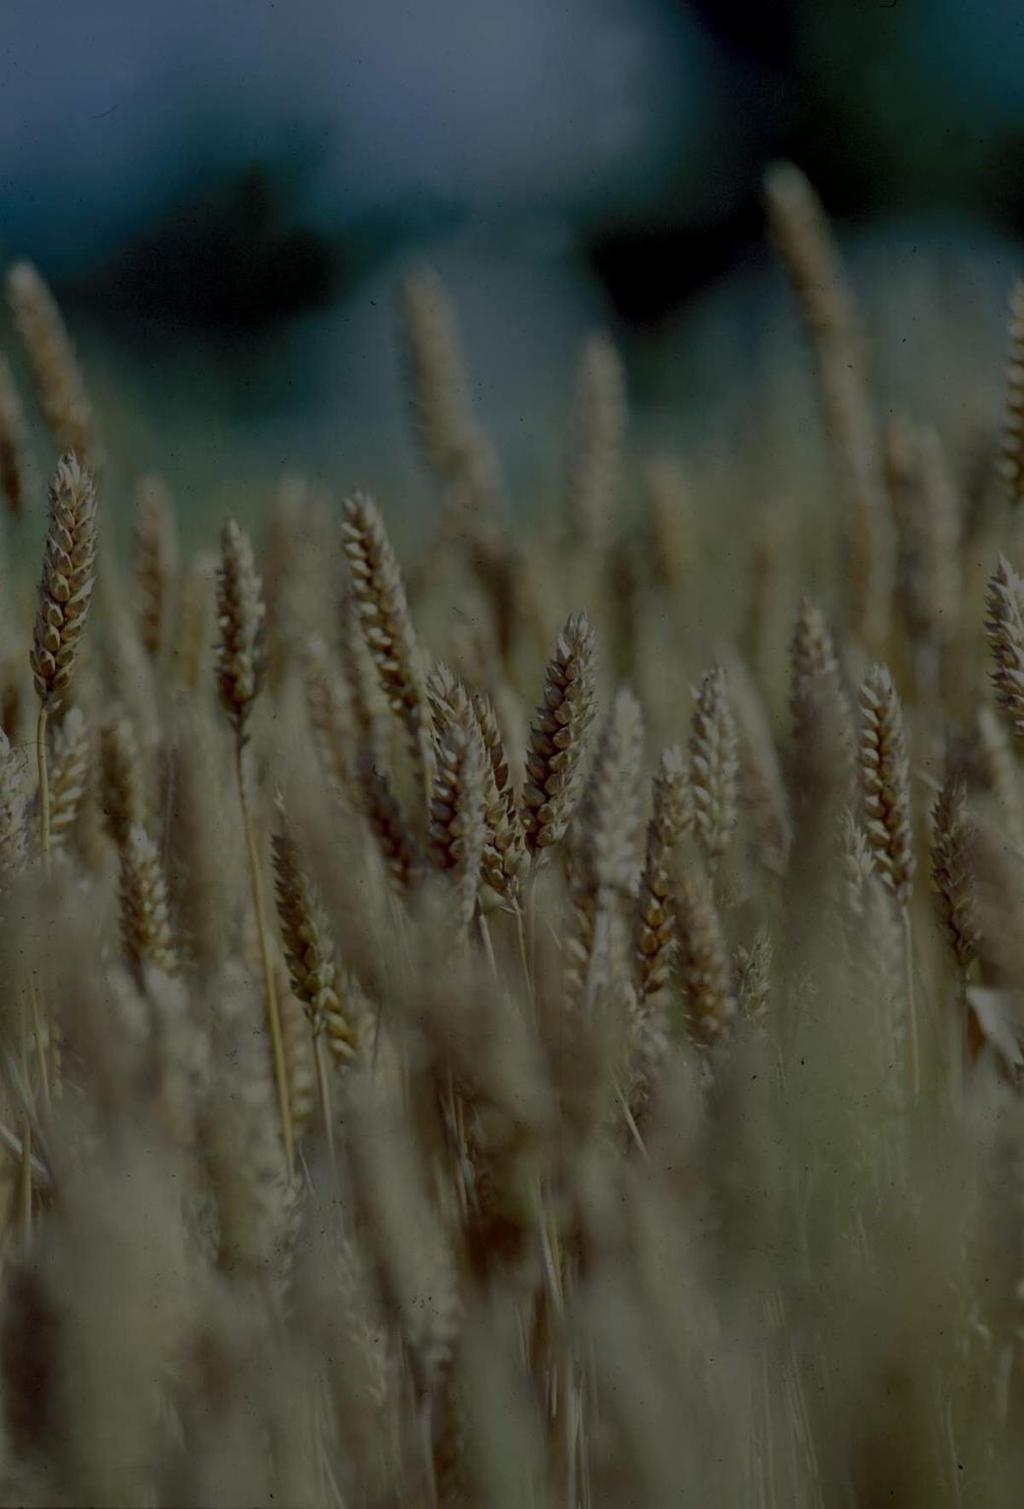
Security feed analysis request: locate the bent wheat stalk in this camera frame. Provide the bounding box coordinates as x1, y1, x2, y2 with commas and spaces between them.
216, 517, 294, 1174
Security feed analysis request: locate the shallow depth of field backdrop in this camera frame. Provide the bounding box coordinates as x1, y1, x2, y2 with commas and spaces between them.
4, 0, 1024, 542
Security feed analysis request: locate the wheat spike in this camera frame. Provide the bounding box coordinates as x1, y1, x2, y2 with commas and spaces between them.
342, 491, 433, 800
674, 868, 737, 1042
1001, 279, 1024, 508
99, 711, 144, 852
575, 687, 645, 900
688, 665, 739, 873
858, 664, 914, 906
428, 702, 487, 937
133, 475, 179, 663
304, 636, 356, 803
173, 549, 216, 693
271, 802, 359, 1069
120, 823, 178, 981
985, 555, 1024, 747
0, 355, 33, 520
733, 930, 773, 1021
635, 746, 691, 1001
522, 612, 597, 853
215, 519, 267, 741
930, 775, 979, 973
31, 454, 99, 712
764, 163, 893, 652
7, 261, 102, 475
0, 730, 27, 876
565, 333, 626, 554
47, 705, 89, 853
472, 691, 526, 908
359, 758, 421, 897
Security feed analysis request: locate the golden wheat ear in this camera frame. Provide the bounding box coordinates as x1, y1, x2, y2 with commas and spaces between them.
7, 260, 103, 476
688, 665, 739, 875
119, 823, 178, 983
985, 555, 1024, 747
521, 611, 598, 854
930, 775, 979, 975
1001, 279, 1024, 509
342, 490, 434, 805
635, 745, 690, 1002
215, 518, 267, 743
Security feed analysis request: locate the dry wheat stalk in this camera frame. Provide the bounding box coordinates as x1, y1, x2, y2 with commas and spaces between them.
634, 746, 691, 1001
133, 475, 178, 663
985, 555, 1024, 747
764, 163, 893, 652
688, 666, 739, 874
1001, 279, 1024, 508
522, 612, 597, 853
119, 823, 178, 982
858, 665, 914, 906
0, 355, 32, 520
342, 491, 434, 802
674, 867, 737, 1042
216, 516, 292, 1171
930, 775, 979, 974
7, 261, 102, 475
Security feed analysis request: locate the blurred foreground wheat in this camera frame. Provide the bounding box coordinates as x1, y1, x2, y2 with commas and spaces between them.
0, 177, 1021, 1507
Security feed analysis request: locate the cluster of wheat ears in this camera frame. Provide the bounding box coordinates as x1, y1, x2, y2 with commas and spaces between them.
0, 163, 1023, 1507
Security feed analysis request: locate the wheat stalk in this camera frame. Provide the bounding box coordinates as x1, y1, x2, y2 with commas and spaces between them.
215, 517, 293, 1173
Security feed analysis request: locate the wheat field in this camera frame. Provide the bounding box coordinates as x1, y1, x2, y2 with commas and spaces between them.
0, 165, 1021, 1507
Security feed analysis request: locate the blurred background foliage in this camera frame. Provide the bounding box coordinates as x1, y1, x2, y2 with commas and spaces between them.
1, 0, 1023, 529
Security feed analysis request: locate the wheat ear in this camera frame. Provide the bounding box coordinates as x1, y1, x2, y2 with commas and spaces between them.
565, 333, 626, 556
985, 556, 1024, 747
635, 746, 691, 1001
7, 261, 102, 476
0, 730, 27, 877
674, 868, 737, 1043
472, 691, 527, 910
272, 801, 360, 1156
119, 824, 178, 982
858, 663, 917, 1093
688, 665, 739, 874
428, 698, 488, 940
764, 163, 893, 652
47, 705, 90, 855
522, 612, 597, 854
215, 517, 293, 1173
31, 454, 98, 871
342, 490, 434, 807
99, 711, 144, 853
1001, 279, 1024, 509
930, 775, 979, 975
133, 474, 178, 662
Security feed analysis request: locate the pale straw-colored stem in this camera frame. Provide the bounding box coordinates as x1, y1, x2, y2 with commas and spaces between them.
36, 704, 50, 875
235, 736, 294, 1176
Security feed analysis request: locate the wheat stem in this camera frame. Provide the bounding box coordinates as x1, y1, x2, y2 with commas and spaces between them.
235, 736, 294, 1176
36, 705, 49, 874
